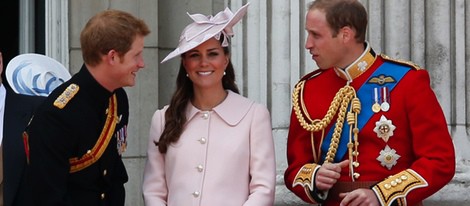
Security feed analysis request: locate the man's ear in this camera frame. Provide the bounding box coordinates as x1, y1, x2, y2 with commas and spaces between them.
340, 26, 355, 43
106, 50, 117, 65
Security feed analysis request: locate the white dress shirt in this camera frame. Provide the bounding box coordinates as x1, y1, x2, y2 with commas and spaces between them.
0, 84, 6, 146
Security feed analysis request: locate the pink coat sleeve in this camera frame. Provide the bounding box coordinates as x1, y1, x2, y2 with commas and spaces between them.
244, 104, 276, 206
142, 107, 168, 206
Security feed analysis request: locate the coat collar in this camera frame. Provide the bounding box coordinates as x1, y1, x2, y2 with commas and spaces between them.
333, 42, 377, 82
186, 90, 254, 126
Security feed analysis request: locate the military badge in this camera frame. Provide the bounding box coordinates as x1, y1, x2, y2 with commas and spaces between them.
373, 115, 396, 142
377, 145, 401, 170
357, 60, 368, 71
367, 74, 396, 85
116, 124, 127, 155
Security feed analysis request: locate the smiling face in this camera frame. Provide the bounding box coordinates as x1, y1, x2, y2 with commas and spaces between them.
182, 38, 229, 92
110, 35, 146, 89
305, 9, 345, 70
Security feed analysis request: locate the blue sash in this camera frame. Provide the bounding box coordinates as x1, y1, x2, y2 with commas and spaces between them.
320, 62, 411, 163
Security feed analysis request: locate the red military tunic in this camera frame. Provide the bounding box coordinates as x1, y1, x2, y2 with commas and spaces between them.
284, 44, 455, 206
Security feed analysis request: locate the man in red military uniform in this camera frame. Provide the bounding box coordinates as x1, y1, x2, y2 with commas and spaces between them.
284, 0, 455, 205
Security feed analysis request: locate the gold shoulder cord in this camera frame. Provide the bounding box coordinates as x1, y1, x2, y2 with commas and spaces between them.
69, 94, 119, 173
293, 80, 361, 180
380, 54, 423, 70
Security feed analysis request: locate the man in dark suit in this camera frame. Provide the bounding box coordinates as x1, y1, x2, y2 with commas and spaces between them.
24, 10, 150, 206
1, 51, 44, 206
1, 51, 70, 206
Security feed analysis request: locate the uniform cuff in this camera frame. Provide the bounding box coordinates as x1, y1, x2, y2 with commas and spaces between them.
371, 169, 428, 206
292, 163, 326, 203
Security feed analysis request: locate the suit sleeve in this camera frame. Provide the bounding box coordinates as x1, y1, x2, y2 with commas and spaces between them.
27, 109, 76, 205
3, 92, 46, 206
142, 109, 168, 206
284, 108, 319, 204
244, 104, 276, 206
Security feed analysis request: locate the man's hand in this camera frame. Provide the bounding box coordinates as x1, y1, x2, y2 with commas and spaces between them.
338, 188, 379, 206
315, 160, 349, 191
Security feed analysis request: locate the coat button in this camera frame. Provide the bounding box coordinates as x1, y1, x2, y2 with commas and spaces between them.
196, 164, 203, 172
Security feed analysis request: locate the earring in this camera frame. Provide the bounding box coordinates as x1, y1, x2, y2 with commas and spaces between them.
223, 71, 226, 76
186, 73, 189, 77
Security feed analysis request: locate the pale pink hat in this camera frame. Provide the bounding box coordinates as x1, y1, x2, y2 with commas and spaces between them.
161, 3, 250, 63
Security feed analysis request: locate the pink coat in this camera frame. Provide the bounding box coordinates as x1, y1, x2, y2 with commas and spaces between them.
143, 91, 276, 206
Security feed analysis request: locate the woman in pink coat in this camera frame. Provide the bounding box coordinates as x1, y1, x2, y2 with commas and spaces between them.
142, 3, 276, 206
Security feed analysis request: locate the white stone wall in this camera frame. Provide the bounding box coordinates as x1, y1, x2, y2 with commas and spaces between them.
65, 0, 470, 205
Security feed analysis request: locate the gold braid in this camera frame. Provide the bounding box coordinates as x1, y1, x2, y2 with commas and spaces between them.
292, 80, 359, 163
347, 96, 361, 180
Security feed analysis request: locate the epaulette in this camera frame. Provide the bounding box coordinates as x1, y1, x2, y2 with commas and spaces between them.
299, 68, 323, 82
53, 84, 79, 109
380, 54, 423, 70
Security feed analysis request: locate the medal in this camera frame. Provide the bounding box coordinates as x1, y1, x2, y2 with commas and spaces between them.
116, 124, 128, 155
372, 88, 381, 113
373, 115, 396, 142
377, 145, 401, 170
372, 104, 381, 113
381, 102, 390, 112
380, 87, 390, 112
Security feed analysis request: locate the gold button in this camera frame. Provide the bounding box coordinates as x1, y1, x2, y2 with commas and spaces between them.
385, 154, 393, 162
384, 184, 391, 189
101, 193, 105, 199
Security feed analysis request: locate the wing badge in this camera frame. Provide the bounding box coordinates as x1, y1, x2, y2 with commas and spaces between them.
367, 74, 395, 85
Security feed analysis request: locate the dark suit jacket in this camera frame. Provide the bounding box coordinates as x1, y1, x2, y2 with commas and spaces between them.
3, 85, 45, 206
26, 66, 129, 206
